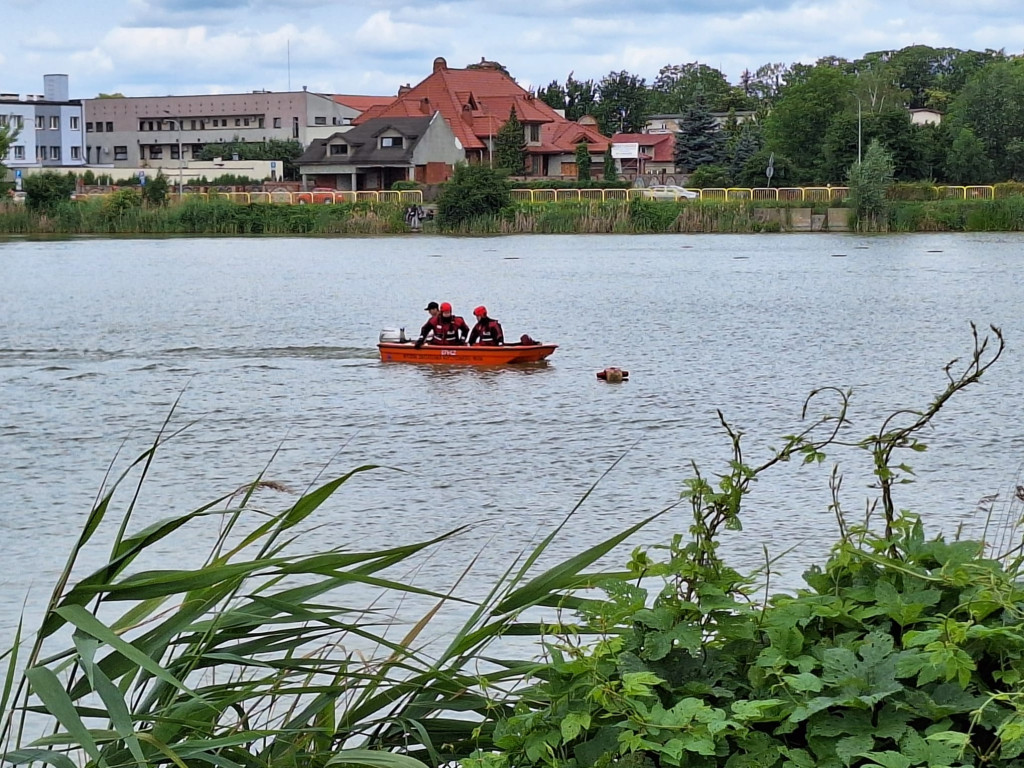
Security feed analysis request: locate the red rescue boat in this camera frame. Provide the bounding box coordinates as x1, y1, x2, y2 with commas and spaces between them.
378, 341, 557, 365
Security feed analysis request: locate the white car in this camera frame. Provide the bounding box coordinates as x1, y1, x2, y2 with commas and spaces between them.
641, 185, 699, 200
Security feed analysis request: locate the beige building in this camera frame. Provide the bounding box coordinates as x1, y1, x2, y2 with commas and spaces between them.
82, 90, 367, 170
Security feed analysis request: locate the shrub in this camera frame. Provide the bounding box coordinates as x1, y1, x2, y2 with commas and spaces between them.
391, 180, 424, 190
22, 171, 76, 211
688, 164, 732, 188
435, 163, 511, 229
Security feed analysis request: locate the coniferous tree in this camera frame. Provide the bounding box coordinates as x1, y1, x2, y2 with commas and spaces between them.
575, 142, 592, 181
673, 93, 725, 173
603, 145, 617, 181
495, 106, 527, 176
729, 123, 762, 181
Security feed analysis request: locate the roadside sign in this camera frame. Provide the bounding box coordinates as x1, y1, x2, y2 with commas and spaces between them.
14, 169, 21, 191
611, 143, 639, 159
270, 161, 277, 169
137, 170, 146, 186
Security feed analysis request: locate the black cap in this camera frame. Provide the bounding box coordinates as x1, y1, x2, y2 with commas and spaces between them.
425, 301, 439, 311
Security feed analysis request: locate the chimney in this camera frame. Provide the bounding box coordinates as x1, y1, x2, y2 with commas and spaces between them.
420, 97, 431, 115
432, 57, 447, 73
398, 84, 411, 96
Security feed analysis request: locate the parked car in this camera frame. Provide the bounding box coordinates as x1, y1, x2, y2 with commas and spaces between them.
641, 185, 699, 200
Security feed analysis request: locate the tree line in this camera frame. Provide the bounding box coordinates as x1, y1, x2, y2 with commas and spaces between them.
529, 45, 1022, 186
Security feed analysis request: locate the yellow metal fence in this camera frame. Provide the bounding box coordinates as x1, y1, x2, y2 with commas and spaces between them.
67, 186, 1000, 205
510, 186, 999, 203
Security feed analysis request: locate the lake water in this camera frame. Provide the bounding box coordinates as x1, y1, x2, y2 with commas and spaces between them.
3, 232, 1024, 643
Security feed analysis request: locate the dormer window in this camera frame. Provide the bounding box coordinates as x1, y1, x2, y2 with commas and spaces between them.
527, 124, 541, 143
329, 144, 349, 155
381, 136, 403, 148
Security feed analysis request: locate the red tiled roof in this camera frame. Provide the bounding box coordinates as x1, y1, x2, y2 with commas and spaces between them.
331, 94, 395, 112
612, 132, 675, 162
354, 57, 611, 155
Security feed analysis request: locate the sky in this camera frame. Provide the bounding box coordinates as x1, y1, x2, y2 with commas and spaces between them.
3, 0, 1024, 101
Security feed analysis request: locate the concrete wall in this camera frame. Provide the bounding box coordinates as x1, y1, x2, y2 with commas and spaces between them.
7, 159, 279, 183
410, 112, 464, 166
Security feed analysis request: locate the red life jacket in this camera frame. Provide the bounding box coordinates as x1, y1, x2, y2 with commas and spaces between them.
429, 315, 467, 344
471, 318, 503, 345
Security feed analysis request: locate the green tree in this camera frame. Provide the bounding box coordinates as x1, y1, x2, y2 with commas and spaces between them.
688, 164, 731, 188
765, 64, 852, 181
575, 142, 592, 181
734, 148, 793, 188
565, 73, 598, 122
142, 171, 170, 206
0, 121, 19, 182
847, 138, 895, 230
603, 145, 616, 181
673, 93, 724, 173
729, 123, 762, 181
651, 63, 734, 113
22, 170, 76, 210
435, 163, 510, 229
945, 127, 993, 183
535, 80, 566, 111
595, 70, 650, 135
946, 59, 1024, 178
494, 106, 527, 175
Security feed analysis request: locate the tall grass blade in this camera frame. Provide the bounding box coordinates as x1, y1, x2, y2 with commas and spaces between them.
327, 748, 430, 768
23, 666, 104, 765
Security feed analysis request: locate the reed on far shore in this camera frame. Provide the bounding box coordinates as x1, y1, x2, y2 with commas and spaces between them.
5, 195, 1024, 236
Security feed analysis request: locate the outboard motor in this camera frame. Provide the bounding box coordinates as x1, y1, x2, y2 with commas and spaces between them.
379, 328, 408, 343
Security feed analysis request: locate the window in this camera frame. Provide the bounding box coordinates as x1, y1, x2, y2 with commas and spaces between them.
258, 117, 264, 128
70, 116, 80, 130
0, 116, 7, 127
86, 122, 93, 132
329, 144, 348, 155
273, 117, 281, 128
36, 146, 44, 159
292, 116, 299, 138
105, 122, 112, 131
114, 146, 127, 160
192, 143, 202, 154
528, 124, 540, 142
234, 118, 240, 126
139, 121, 147, 131
71, 146, 80, 160
380, 136, 403, 148
50, 116, 59, 129
171, 144, 180, 160
95, 122, 104, 133
49, 146, 60, 160
35, 116, 44, 129
14, 116, 23, 129
314, 116, 327, 125
150, 146, 162, 159
243, 117, 250, 126
13, 145, 24, 160
190, 119, 197, 130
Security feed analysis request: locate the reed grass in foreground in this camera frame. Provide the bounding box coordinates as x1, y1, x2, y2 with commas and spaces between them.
4, 326, 1024, 768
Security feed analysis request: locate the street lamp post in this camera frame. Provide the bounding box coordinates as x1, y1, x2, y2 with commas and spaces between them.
162, 109, 184, 197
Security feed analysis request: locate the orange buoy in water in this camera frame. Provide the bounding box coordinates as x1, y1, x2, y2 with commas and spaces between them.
597, 367, 628, 382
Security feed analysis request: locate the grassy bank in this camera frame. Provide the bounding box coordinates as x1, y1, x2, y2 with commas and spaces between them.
5, 327, 1024, 768
5, 196, 1024, 235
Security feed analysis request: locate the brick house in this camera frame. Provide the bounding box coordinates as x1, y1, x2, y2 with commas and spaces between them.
356, 57, 611, 178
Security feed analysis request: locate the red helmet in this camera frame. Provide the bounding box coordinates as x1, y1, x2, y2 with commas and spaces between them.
473, 305, 487, 317
439, 302, 452, 312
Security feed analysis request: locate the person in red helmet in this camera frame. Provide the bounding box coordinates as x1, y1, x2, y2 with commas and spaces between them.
468, 305, 504, 346
415, 301, 468, 347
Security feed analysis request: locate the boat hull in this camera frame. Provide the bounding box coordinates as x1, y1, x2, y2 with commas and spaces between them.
378, 342, 557, 365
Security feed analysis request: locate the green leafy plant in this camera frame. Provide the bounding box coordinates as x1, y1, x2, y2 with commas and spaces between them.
466, 325, 1020, 768
435, 163, 511, 229
22, 171, 76, 211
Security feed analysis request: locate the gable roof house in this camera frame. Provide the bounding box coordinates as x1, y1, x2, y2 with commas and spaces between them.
295, 112, 463, 190
610, 132, 677, 178
356, 57, 612, 178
